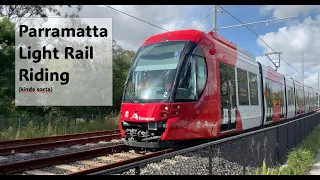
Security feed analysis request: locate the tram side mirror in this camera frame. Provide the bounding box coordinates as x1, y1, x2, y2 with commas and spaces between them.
209, 48, 216, 55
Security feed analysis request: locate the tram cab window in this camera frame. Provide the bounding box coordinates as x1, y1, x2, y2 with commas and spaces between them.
175, 55, 207, 101
176, 56, 196, 100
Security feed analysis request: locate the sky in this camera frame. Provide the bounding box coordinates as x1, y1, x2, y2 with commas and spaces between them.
53, 5, 320, 89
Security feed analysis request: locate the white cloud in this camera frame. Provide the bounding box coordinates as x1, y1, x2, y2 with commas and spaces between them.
191, 20, 206, 31
261, 5, 320, 18
53, 5, 207, 51
256, 15, 320, 89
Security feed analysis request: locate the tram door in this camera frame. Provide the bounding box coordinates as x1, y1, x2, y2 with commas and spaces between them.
219, 62, 237, 132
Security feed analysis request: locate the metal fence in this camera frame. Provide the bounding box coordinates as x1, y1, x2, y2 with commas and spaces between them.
91, 112, 320, 175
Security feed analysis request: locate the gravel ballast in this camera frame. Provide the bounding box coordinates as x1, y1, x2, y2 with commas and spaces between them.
111, 151, 254, 175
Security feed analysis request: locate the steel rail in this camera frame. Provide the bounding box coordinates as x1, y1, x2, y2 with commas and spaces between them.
0, 144, 126, 175
0, 129, 120, 148
70, 148, 176, 175
0, 134, 122, 156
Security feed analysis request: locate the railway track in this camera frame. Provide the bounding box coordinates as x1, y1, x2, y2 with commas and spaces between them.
0, 144, 176, 175
0, 129, 176, 175
2, 111, 317, 175
0, 130, 121, 156
0, 129, 120, 148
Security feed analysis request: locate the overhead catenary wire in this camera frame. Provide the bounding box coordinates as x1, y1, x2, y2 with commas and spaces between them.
217, 6, 298, 74
97, 5, 319, 88
105, 5, 213, 33
105, 5, 318, 88
217, 5, 318, 87
43, 6, 171, 48
104, 5, 169, 32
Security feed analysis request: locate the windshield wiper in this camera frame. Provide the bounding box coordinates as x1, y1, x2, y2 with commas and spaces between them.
132, 96, 139, 103
125, 89, 139, 104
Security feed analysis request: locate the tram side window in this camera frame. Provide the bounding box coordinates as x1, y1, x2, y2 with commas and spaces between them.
298, 90, 303, 106
265, 78, 273, 120
279, 84, 284, 105
175, 57, 196, 101
301, 90, 307, 105
195, 56, 207, 98
305, 89, 309, 106
312, 92, 314, 106
302, 91, 305, 106
272, 81, 280, 105
279, 84, 283, 104
266, 79, 272, 108
287, 86, 291, 106
313, 92, 316, 107
237, 68, 249, 105
279, 83, 285, 117
291, 87, 294, 105
302, 90, 305, 105
309, 91, 311, 106
288, 87, 293, 106
297, 90, 299, 106
313, 92, 315, 106
276, 81, 281, 105
295, 89, 298, 108
312, 92, 314, 107
308, 91, 310, 106
249, 72, 258, 105
269, 80, 278, 104
219, 62, 237, 109
266, 79, 282, 106
312, 91, 315, 106
308, 91, 312, 105
299, 90, 302, 111
306, 91, 308, 105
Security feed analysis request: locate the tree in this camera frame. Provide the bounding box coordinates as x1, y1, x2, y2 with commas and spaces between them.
0, 5, 82, 19
112, 40, 135, 110
0, 17, 15, 116
0, 13, 135, 117
0, 6, 84, 117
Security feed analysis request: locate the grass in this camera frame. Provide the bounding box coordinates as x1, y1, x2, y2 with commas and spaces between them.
254, 124, 320, 175
0, 114, 120, 141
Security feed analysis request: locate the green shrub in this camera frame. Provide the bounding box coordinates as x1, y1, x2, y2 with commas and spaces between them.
255, 125, 320, 175
0, 114, 120, 141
